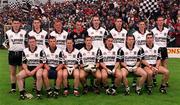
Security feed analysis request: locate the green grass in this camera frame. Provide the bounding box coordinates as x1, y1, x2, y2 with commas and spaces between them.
0, 49, 180, 105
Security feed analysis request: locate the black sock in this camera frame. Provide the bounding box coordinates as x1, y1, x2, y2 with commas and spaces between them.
11, 83, 16, 89
36, 90, 40, 94
20, 90, 25, 95
47, 88, 52, 92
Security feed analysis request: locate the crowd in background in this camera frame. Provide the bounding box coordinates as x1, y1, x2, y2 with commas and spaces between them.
0, 0, 180, 47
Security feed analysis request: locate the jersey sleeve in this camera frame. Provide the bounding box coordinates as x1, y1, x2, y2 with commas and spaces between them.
77, 52, 83, 64
137, 48, 142, 61
97, 48, 103, 62
45, 34, 49, 46
22, 51, 27, 64
157, 47, 162, 60
4, 33, 9, 46
40, 50, 46, 63
117, 48, 124, 62
59, 51, 63, 64
141, 48, 145, 60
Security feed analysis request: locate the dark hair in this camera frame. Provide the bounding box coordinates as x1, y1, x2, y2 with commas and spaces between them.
28, 36, 36, 41
146, 32, 154, 38
12, 17, 21, 22
48, 36, 56, 40
84, 35, 92, 40
33, 18, 41, 23
66, 38, 74, 43
126, 34, 135, 40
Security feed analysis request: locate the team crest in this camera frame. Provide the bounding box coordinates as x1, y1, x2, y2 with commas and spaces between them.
55, 55, 58, 58
112, 51, 115, 55
20, 34, 23, 37
91, 32, 94, 34
26, 54, 29, 57
47, 54, 50, 57
154, 50, 156, 53
122, 33, 125, 37
41, 35, 44, 38
83, 53, 86, 56
103, 52, 106, 55
114, 34, 116, 36
10, 35, 13, 38
125, 52, 128, 55
35, 54, 38, 57
145, 50, 148, 53
100, 31, 102, 34
164, 33, 167, 36
64, 55, 67, 58
73, 54, 76, 58
92, 52, 95, 55
63, 35, 66, 39
134, 51, 136, 55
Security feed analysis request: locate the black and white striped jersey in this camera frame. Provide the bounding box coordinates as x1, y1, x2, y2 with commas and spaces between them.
133, 30, 149, 47
44, 47, 63, 67
141, 44, 161, 65
22, 47, 45, 68
79, 46, 100, 65
62, 48, 79, 66
151, 27, 169, 47
5, 29, 27, 51
87, 27, 108, 48
99, 45, 119, 66
28, 29, 48, 49
117, 45, 142, 67
50, 30, 68, 50
110, 28, 127, 48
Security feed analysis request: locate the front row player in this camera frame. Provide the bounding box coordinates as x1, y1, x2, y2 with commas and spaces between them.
79, 36, 102, 94
17, 36, 45, 100
118, 35, 147, 95
62, 38, 80, 96
100, 35, 122, 95
43, 36, 63, 98
141, 33, 169, 94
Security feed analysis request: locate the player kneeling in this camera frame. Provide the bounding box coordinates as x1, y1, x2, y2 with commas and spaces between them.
17, 36, 45, 100
79, 36, 102, 94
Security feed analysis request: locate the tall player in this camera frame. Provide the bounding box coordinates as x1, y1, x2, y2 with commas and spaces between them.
118, 35, 147, 95
151, 16, 170, 86
141, 33, 169, 94
110, 17, 127, 48
132, 20, 149, 87
79, 36, 102, 94
50, 19, 68, 50
28, 18, 49, 49
16, 36, 45, 99
3, 18, 27, 93
87, 15, 108, 48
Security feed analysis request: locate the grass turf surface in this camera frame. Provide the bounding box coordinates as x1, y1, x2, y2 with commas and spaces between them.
0, 49, 180, 105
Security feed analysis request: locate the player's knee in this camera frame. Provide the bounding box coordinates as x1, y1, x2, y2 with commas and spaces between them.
36, 73, 42, 80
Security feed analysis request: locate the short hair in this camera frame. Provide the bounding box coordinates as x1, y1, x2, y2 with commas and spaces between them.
48, 36, 56, 40
12, 17, 21, 22
84, 35, 92, 40
33, 18, 41, 23
146, 32, 154, 38
28, 36, 36, 41
126, 34, 135, 40
66, 38, 74, 43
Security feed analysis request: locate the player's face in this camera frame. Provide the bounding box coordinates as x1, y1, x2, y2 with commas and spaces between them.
12, 21, 21, 30
92, 17, 100, 28
66, 40, 74, 49
156, 17, 164, 26
138, 22, 146, 29
115, 18, 122, 28
85, 37, 92, 46
106, 38, 113, 48
126, 36, 135, 46
54, 22, 62, 31
33, 20, 41, 29
146, 35, 154, 45
48, 38, 57, 48
76, 21, 82, 30
28, 39, 36, 48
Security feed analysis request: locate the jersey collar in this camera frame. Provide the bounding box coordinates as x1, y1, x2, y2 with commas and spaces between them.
146, 43, 154, 49
29, 46, 37, 53
66, 48, 74, 53
84, 45, 93, 51
105, 44, 114, 50
11, 28, 21, 33
33, 28, 43, 34
49, 46, 57, 53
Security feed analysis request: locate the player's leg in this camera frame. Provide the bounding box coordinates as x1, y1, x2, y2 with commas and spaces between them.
92, 69, 101, 94
53, 69, 63, 98
36, 69, 43, 98
144, 67, 153, 94
134, 67, 147, 95
62, 69, 69, 96
79, 69, 88, 94
16, 70, 29, 100
101, 69, 109, 92
73, 68, 80, 96
43, 69, 53, 97
121, 68, 129, 95
9, 65, 17, 93
158, 66, 169, 93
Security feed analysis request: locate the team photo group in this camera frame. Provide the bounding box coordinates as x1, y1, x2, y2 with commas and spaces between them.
3, 14, 171, 100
